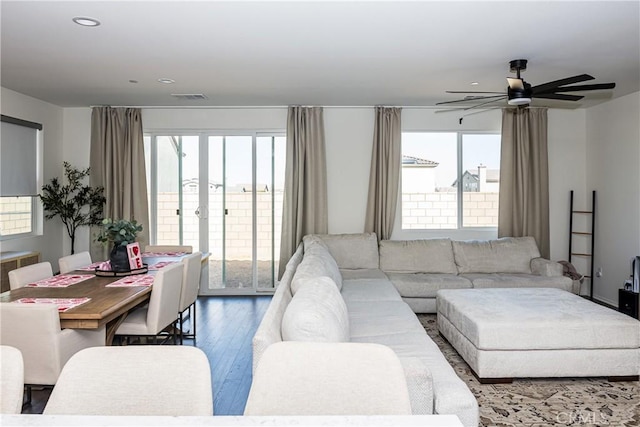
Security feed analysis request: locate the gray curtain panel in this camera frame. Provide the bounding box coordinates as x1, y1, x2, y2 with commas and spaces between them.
278, 106, 328, 279
90, 107, 150, 259
498, 107, 550, 258
365, 107, 402, 241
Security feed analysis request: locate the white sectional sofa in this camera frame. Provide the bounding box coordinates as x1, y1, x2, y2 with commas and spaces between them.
252, 233, 573, 427
253, 233, 479, 427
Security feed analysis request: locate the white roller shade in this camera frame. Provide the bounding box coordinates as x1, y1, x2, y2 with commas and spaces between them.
1, 115, 41, 196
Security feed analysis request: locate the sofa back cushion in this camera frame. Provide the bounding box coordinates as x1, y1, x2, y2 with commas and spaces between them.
312, 233, 379, 270
281, 277, 349, 343
452, 236, 541, 274
292, 238, 343, 295
379, 239, 458, 274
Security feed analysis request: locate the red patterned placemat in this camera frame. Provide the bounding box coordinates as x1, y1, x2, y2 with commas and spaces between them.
106, 275, 155, 287
142, 252, 187, 257
26, 274, 94, 288
14, 297, 91, 312
147, 260, 178, 271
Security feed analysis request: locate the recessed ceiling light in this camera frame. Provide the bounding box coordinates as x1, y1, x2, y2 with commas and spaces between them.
72, 17, 101, 27
158, 78, 175, 84
470, 81, 479, 86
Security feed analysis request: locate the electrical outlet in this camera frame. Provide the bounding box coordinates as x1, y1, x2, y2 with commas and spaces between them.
596, 267, 603, 277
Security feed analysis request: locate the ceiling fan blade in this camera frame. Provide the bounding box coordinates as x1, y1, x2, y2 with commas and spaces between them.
536, 83, 616, 93
434, 107, 469, 113
463, 97, 507, 110
531, 74, 594, 93
534, 93, 584, 101
436, 95, 505, 106
446, 91, 506, 94
507, 78, 524, 90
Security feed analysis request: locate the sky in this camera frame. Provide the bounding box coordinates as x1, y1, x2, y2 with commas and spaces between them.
402, 132, 501, 187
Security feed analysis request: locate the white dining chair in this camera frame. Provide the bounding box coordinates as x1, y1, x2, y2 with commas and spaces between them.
0, 345, 24, 414
244, 341, 412, 416
0, 304, 105, 403
43, 345, 212, 415
144, 245, 192, 254
8, 262, 53, 290
178, 252, 202, 343
58, 251, 92, 274
115, 262, 184, 344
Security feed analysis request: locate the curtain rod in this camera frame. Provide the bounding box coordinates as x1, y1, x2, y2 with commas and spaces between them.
90, 105, 415, 109
88, 105, 546, 110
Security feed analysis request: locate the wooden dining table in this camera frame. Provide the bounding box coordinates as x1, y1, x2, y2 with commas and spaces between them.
0, 254, 192, 345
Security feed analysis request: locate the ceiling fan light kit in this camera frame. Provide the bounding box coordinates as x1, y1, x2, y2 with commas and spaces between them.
437, 58, 616, 112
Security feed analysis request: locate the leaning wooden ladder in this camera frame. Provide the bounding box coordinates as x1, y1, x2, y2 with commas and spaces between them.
569, 190, 596, 300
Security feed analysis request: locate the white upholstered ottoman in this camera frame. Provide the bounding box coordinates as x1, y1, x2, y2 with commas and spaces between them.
437, 288, 640, 383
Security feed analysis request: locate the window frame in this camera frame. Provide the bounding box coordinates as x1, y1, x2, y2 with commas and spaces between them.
143, 129, 286, 294
400, 130, 501, 232
0, 196, 39, 241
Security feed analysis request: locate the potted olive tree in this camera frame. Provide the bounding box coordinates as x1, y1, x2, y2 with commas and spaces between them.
40, 162, 105, 254
96, 218, 143, 271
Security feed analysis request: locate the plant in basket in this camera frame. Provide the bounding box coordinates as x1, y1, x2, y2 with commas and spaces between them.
96, 218, 143, 271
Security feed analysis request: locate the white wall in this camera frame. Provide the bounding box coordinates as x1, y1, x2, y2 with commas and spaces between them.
323, 108, 374, 233
143, 108, 287, 133
62, 108, 92, 254
586, 91, 640, 306
547, 109, 588, 262
0, 88, 65, 266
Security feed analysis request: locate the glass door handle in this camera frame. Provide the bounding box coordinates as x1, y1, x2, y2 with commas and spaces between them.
195, 206, 208, 219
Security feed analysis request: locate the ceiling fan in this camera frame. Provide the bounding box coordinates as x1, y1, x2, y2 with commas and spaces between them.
437, 59, 616, 110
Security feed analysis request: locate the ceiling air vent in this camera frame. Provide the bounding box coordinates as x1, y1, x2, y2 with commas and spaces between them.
171, 94, 208, 100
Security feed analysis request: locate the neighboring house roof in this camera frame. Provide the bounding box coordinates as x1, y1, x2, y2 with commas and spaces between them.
402, 155, 439, 167
466, 169, 500, 182
452, 169, 500, 187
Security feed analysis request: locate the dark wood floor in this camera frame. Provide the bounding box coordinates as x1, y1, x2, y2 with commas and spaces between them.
22, 295, 272, 416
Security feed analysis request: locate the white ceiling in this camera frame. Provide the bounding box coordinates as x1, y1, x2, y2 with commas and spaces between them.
2, 1, 639, 109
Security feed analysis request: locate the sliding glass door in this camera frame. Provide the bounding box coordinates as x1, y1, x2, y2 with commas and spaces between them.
145, 132, 285, 294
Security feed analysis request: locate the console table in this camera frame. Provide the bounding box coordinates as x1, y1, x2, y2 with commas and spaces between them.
0, 251, 40, 293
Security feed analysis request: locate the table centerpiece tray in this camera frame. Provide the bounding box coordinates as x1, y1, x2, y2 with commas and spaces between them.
95, 264, 148, 277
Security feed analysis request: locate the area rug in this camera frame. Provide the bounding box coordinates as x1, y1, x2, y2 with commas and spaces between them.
417, 314, 640, 427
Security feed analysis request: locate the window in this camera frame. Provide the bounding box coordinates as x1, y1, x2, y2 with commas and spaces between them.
401, 132, 500, 229
0, 196, 35, 238
0, 115, 42, 240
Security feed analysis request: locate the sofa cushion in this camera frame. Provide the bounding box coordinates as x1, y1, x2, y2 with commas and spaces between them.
386, 273, 472, 298
461, 273, 573, 292
339, 268, 388, 281
282, 277, 349, 343
313, 233, 380, 270
291, 246, 342, 295
347, 301, 424, 338
452, 236, 541, 274
341, 279, 402, 303
380, 239, 458, 274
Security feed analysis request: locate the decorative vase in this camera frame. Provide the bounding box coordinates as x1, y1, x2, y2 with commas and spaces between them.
110, 244, 130, 272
